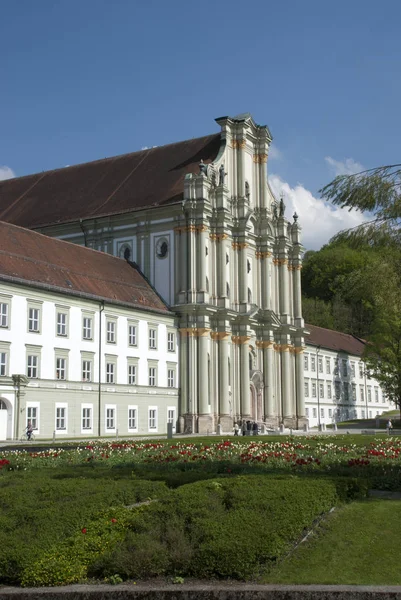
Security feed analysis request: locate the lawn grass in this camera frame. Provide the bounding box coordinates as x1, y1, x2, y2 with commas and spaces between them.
263, 498, 401, 585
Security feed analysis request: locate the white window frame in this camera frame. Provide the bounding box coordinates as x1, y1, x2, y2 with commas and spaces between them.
319, 382, 324, 399
56, 307, 69, 337
26, 403, 39, 432
0, 352, 6, 377
368, 386, 372, 402
105, 405, 116, 431
106, 320, 116, 344
312, 407, 317, 418
82, 315, 93, 340
81, 404, 93, 432
359, 362, 364, 378
55, 404, 67, 432
128, 323, 137, 347
167, 368, 175, 388
325, 357, 331, 374
148, 366, 157, 387
128, 363, 137, 385
149, 327, 157, 350
106, 362, 115, 384
167, 331, 175, 352
311, 381, 316, 398
310, 355, 316, 372
360, 385, 365, 402
82, 359, 92, 382
28, 306, 41, 333
148, 406, 157, 431
342, 359, 348, 377
318, 356, 323, 373
167, 406, 176, 433
56, 357, 67, 380
304, 354, 309, 371
304, 380, 309, 398
327, 382, 332, 399
0, 300, 10, 329
128, 405, 138, 432
26, 347, 41, 379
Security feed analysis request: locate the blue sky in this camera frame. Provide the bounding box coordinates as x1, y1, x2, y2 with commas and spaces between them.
1, 0, 400, 249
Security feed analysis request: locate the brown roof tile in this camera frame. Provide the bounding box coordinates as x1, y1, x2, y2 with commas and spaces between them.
0, 221, 170, 314
0, 133, 221, 229
306, 323, 365, 356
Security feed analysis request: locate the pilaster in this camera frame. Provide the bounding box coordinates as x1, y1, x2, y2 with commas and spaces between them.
232, 334, 251, 417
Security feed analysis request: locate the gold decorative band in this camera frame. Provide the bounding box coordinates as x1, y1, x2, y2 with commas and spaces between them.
273, 258, 288, 266
255, 341, 275, 349
274, 343, 294, 352
293, 346, 305, 354
179, 328, 211, 337
210, 233, 229, 242
174, 225, 209, 233
253, 154, 268, 164
232, 242, 249, 250
256, 251, 272, 259
231, 139, 247, 149
232, 335, 252, 345
210, 332, 231, 341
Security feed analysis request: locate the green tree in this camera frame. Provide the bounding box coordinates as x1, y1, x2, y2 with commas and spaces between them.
319, 164, 401, 246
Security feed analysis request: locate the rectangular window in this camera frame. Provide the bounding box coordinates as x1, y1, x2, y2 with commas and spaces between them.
148, 408, 157, 429
352, 384, 357, 401
82, 360, 92, 382
57, 312, 67, 336
0, 352, 6, 377
167, 332, 175, 352
128, 324, 137, 346
318, 356, 323, 373
56, 407, 66, 430
56, 357, 66, 380
128, 407, 137, 430
312, 408, 317, 418
334, 359, 339, 375
305, 407, 309, 418
344, 383, 349, 402
149, 367, 156, 386
311, 355, 316, 372
0, 303, 9, 328
368, 386, 372, 402
335, 381, 341, 399
149, 328, 157, 349
319, 382, 324, 398
325, 357, 331, 374
304, 354, 309, 371
167, 369, 175, 388
128, 364, 137, 385
27, 406, 37, 429
374, 387, 379, 402
342, 359, 348, 377
106, 321, 116, 343
312, 382, 317, 398
321, 408, 324, 418
27, 355, 38, 378
28, 307, 40, 332
106, 363, 115, 384
82, 407, 92, 430
328, 408, 332, 418
359, 363, 364, 378
360, 385, 365, 402
351, 362, 356, 377
106, 408, 115, 429
167, 408, 175, 425
327, 383, 332, 399
83, 317, 92, 340
304, 380, 309, 398
361, 409, 365, 419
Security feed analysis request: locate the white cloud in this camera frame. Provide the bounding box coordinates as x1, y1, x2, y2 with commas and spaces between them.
0, 166, 15, 181
268, 145, 282, 160
269, 174, 366, 250
325, 156, 364, 176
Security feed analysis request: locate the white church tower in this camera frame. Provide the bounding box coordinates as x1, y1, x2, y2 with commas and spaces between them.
173, 114, 307, 433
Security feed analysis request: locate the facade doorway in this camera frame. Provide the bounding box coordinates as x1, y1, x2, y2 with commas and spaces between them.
0, 399, 10, 441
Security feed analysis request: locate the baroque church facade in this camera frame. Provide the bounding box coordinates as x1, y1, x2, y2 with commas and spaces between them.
0, 113, 308, 434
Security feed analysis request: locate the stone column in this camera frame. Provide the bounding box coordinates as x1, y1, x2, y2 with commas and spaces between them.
216, 332, 231, 431
234, 336, 251, 416
177, 228, 187, 296
293, 265, 302, 320
295, 347, 306, 427
261, 341, 276, 423
187, 225, 196, 303
237, 139, 246, 199
279, 256, 290, 316
197, 226, 207, 293
238, 243, 248, 304
217, 234, 228, 299
178, 329, 188, 432
281, 344, 292, 421
260, 251, 272, 310
259, 153, 268, 209
197, 329, 212, 433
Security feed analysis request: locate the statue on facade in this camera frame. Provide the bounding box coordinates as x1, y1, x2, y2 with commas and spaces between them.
273, 203, 278, 219
279, 196, 286, 217
219, 163, 226, 186
199, 159, 208, 177
245, 181, 250, 199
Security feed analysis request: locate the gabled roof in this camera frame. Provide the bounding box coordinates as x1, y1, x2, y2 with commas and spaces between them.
0, 133, 221, 229
306, 323, 366, 356
0, 221, 170, 314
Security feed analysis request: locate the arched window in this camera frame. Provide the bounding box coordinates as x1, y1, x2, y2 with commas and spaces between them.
119, 243, 132, 260
0, 400, 7, 410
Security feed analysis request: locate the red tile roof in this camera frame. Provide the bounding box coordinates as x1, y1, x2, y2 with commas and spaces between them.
0, 221, 170, 314
306, 323, 365, 356
0, 133, 221, 229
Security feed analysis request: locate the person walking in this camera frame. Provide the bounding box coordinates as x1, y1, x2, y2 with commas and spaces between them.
387, 419, 393, 435
234, 422, 239, 436
242, 420, 247, 436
